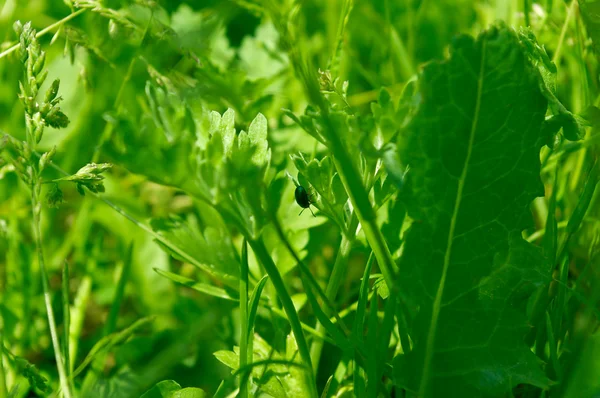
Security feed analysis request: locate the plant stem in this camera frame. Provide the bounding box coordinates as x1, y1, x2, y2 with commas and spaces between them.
247, 238, 317, 398
0, 9, 86, 60
309, 213, 359, 372
330, 152, 396, 288
553, 0, 577, 64
239, 240, 249, 398
30, 183, 72, 398
0, 328, 7, 398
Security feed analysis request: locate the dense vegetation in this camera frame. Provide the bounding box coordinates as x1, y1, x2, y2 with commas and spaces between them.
1, 1, 599, 397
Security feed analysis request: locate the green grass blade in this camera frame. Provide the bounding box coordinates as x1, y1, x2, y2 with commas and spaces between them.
303, 272, 350, 351
104, 242, 133, 336
153, 268, 237, 301
353, 361, 367, 398
320, 375, 333, 398
353, 253, 374, 341
239, 239, 249, 398
248, 275, 269, 341
0, 329, 7, 398
365, 290, 379, 397
61, 261, 71, 385
543, 167, 559, 270
68, 276, 91, 373
377, 291, 397, 388
311, 213, 359, 372
564, 161, 599, 242
72, 316, 155, 380
545, 311, 562, 381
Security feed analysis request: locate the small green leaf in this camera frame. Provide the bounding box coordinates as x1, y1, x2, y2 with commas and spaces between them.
141, 380, 182, 398
213, 350, 239, 370
247, 112, 269, 166
565, 163, 599, 237
154, 268, 238, 301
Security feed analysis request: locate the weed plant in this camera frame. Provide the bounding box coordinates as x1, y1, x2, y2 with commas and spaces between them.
0, 1, 599, 397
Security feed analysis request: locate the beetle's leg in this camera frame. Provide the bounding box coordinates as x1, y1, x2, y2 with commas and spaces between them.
309, 206, 315, 217
299, 208, 306, 216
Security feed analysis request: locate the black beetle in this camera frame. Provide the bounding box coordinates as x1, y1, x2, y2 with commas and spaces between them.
295, 185, 315, 216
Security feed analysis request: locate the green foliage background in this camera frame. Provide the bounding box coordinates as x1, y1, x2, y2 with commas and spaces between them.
0, 0, 599, 397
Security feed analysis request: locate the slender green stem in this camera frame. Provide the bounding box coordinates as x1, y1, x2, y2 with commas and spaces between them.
0, 328, 7, 398
247, 238, 317, 398
30, 184, 72, 398
553, 0, 577, 64
271, 217, 350, 333
310, 213, 359, 372
239, 240, 249, 398
0, 9, 86, 60
330, 154, 396, 288
61, 262, 74, 394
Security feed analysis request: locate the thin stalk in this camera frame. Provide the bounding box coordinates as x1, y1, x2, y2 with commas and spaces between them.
310, 213, 359, 372
61, 262, 74, 394
239, 240, 249, 398
30, 184, 72, 398
247, 238, 317, 398
0, 9, 86, 60
552, 0, 577, 64
330, 154, 396, 288
0, 328, 7, 398
271, 217, 350, 334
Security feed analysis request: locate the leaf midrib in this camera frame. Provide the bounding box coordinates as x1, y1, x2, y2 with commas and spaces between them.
418, 38, 488, 397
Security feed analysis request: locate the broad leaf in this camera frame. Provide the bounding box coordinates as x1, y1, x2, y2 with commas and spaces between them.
392, 24, 552, 396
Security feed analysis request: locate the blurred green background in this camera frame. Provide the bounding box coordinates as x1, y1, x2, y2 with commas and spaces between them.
0, 0, 599, 397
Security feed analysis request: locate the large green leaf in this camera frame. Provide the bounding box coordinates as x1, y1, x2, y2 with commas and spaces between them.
580, 1, 600, 55
392, 25, 551, 396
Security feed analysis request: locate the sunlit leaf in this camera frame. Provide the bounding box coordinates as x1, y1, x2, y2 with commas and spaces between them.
392, 24, 551, 396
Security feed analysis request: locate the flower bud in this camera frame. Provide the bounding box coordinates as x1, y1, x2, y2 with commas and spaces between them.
34, 123, 44, 144
39, 147, 57, 171
44, 79, 60, 103
36, 69, 48, 89
108, 19, 120, 39
13, 21, 23, 36
23, 144, 32, 161
33, 51, 46, 75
